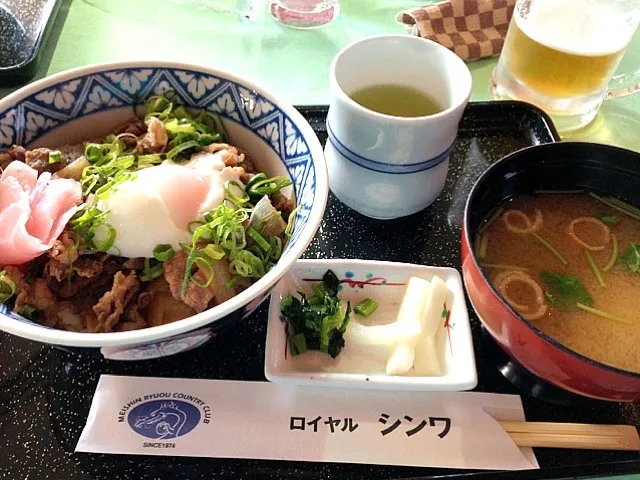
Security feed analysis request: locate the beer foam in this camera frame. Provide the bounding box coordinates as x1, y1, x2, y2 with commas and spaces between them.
516, 0, 636, 57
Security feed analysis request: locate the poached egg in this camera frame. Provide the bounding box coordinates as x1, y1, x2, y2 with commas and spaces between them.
93, 150, 244, 258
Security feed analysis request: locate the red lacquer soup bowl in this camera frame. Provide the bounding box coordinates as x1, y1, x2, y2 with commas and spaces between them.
461, 142, 640, 402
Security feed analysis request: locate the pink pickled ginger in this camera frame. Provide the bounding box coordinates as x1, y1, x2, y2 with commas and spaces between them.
0, 161, 82, 265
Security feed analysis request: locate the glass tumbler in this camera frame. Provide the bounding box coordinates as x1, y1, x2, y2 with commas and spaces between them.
267, 0, 340, 29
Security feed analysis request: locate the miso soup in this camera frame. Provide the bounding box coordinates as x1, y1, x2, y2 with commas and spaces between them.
476, 192, 640, 373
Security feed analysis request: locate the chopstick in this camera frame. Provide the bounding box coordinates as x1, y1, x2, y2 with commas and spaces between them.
499, 421, 640, 451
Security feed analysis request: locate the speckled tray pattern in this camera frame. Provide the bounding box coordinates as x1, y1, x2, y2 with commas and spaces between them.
1, 101, 638, 480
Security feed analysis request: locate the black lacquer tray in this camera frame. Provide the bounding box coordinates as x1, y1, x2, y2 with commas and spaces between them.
1, 101, 639, 480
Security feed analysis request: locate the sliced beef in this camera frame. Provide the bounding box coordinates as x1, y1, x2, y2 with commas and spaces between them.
11, 271, 59, 327
56, 301, 93, 332
270, 191, 296, 219
163, 251, 237, 313
46, 255, 120, 300
8, 142, 86, 175
117, 294, 150, 332
235, 146, 256, 173
123, 258, 145, 270
46, 257, 103, 283
137, 117, 168, 154
91, 271, 141, 332
24, 148, 58, 174
203, 143, 256, 173
163, 251, 215, 313
114, 119, 146, 137
49, 231, 81, 266
58, 144, 85, 165
0, 145, 26, 170
136, 278, 195, 328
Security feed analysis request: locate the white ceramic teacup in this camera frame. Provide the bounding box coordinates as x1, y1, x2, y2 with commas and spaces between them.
325, 34, 472, 219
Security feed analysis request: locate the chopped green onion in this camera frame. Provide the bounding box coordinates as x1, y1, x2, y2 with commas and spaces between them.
106, 135, 127, 154
478, 207, 504, 235
225, 275, 243, 290
80, 174, 99, 197
71, 206, 113, 251
140, 258, 164, 282
245, 173, 266, 191
354, 298, 378, 317
480, 263, 530, 272
91, 222, 116, 252
247, 244, 266, 264
191, 257, 215, 288
95, 170, 136, 200
225, 181, 250, 207
576, 303, 632, 325
172, 105, 191, 120
285, 205, 301, 238
137, 154, 163, 167
114, 155, 135, 170
48, 150, 61, 164
18, 305, 42, 321
479, 233, 489, 259
181, 204, 249, 295
164, 118, 196, 136
70, 206, 108, 231
188, 220, 205, 233
229, 249, 265, 278
248, 226, 271, 251
202, 244, 225, 260
197, 132, 222, 145
79, 138, 137, 196
153, 244, 175, 262
166, 140, 201, 161
584, 250, 605, 287
531, 233, 568, 265
288, 332, 308, 356
85, 143, 103, 163
603, 233, 618, 273
0, 270, 16, 303
589, 192, 640, 221
247, 175, 292, 198
142, 92, 223, 152
144, 95, 173, 121
269, 235, 282, 261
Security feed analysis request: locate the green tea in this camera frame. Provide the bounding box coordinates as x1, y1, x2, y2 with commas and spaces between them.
349, 84, 443, 117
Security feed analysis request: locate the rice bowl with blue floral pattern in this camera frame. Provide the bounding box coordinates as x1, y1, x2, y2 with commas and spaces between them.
0, 61, 327, 358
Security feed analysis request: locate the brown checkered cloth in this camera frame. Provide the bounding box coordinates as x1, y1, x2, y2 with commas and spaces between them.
397, 0, 516, 61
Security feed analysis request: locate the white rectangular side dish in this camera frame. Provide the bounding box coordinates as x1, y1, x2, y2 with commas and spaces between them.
264, 259, 478, 390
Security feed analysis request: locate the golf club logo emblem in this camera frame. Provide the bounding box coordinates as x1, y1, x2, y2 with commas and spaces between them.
128, 400, 200, 439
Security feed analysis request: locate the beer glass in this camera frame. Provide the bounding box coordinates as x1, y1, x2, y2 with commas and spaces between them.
490, 0, 640, 132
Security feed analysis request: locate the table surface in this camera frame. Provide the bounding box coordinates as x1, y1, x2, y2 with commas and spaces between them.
0, 1, 638, 479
